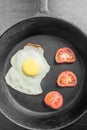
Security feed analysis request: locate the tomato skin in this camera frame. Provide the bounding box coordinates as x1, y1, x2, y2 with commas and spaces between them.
57, 71, 77, 87
55, 47, 76, 63
44, 91, 63, 109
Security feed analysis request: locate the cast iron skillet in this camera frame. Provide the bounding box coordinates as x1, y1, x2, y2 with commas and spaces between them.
0, 0, 87, 129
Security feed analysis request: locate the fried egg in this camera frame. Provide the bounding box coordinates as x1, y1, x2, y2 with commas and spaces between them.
5, 43, 50, 95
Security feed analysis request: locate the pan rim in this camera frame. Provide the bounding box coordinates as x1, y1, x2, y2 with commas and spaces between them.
0, 108, 87, 130
0, 16, 87, 40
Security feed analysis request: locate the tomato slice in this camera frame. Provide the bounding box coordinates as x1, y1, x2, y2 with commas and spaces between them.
55, 47, 76, 63
44, 91, 63, 109
57, 71, 77, 87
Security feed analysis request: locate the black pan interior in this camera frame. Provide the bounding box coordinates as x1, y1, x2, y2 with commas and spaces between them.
0, 17, 87, 129
4, 34, 84, 113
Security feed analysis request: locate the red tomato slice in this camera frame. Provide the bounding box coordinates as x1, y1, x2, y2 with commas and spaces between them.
55, 47, 76, 63
44, 91, 63, 109
57, 71, 77, 87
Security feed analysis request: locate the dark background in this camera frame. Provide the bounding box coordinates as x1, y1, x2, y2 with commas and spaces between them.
0, 0, 87, 129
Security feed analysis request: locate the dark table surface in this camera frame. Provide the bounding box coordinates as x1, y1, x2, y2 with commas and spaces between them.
0, 0, 87, 130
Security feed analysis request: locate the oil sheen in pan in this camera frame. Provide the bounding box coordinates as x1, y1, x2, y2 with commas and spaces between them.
4, 34, 85, 113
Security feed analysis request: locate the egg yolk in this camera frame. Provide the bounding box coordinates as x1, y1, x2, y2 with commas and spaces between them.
22, 58, 40, 76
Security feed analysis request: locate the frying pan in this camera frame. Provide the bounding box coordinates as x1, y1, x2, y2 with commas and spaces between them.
0, 0, 87, 129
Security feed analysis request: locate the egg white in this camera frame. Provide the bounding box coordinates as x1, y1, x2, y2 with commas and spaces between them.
5, 45, 50, 95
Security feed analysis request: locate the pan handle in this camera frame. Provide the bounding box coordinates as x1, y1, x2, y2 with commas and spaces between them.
34, 0, 49, 17
39, 0, 49, 13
